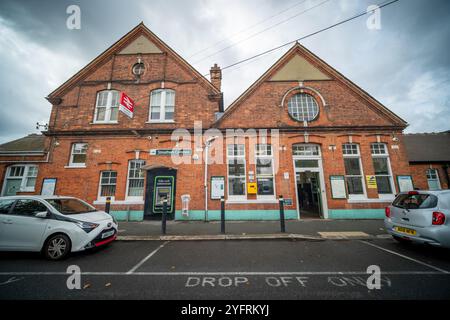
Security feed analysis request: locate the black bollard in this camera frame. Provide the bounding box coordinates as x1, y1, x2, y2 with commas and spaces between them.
162, 199, 167, 235
105, 196, 111, 214
279, 195, 286, 233
220, 196, 225, 234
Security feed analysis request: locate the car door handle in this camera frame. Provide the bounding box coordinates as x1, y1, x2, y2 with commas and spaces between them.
1, 220, 13, 224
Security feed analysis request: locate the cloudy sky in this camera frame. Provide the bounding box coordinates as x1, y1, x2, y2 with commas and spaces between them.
0, 0, 449, 144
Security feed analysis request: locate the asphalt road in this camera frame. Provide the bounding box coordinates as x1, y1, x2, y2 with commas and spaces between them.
1, 238, 450, 300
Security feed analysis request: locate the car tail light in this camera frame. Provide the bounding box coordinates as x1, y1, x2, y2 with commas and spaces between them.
432, 212, 445, 225
385, 207, 391, 218
408, 191, 419, 195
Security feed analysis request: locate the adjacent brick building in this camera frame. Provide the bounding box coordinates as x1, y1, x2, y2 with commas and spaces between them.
403, 133, 450, 191
2, 23, 446, 221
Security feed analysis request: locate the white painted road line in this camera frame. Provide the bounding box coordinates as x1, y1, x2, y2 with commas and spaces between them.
359, 240, 450, 274
0, 271, 447, 276
126, 241, 170, 274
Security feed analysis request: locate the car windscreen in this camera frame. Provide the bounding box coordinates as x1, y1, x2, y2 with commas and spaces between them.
46, 198, 97, 215
393, 193, 438, 210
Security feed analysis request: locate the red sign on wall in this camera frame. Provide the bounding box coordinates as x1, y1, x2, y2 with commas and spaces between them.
119, 92, 135, 118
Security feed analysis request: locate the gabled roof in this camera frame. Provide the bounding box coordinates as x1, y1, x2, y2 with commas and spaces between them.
215, 43, 408, 127
47, 22, 219, 100
403, 133, 450, 162
0, 134, 46, 154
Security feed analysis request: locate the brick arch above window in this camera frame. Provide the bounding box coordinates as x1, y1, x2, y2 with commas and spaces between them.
281, 86, 326, 123
280, 86, 327, 109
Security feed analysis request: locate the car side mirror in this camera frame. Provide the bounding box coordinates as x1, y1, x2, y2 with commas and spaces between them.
35, 211, 49, 219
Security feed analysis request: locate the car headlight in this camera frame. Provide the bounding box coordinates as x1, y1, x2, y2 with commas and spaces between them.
111, 215, 117, 225
74, 221, 99, 233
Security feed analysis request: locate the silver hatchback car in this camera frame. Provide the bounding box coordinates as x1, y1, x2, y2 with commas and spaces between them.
384, 190, 450, 248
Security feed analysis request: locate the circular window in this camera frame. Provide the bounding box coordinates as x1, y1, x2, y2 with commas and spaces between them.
132, 62, 145, 76
287, 93, 319, 122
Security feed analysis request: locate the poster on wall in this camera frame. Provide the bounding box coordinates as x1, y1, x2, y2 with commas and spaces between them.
41, 178, 57, 196
397, 175, 414, 192
366, 175, 378, 189
330, 176, 347, 199
211, 176, 225, 200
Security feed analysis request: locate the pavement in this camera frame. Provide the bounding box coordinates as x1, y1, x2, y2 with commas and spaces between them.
116, 219, 389, 241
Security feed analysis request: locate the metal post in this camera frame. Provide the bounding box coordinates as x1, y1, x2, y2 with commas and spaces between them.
162, 199, 167, 235
220, 196, 225, 234
105, 196, 111, 214
279, 195, 286, 233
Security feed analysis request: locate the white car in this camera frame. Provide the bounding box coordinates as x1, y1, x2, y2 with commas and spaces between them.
385, 190, 450, 248
0, 195, 118, 260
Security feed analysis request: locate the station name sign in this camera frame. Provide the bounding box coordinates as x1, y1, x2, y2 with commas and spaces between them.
150, 149, 192, 156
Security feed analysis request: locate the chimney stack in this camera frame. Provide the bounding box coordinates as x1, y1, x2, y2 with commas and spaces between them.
210, 64, 222, 91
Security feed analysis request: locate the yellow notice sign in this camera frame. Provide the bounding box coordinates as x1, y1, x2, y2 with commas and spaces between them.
247, 182, 258, 194
366, 175, 378, 189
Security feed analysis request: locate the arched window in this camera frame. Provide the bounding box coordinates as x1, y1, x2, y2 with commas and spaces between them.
94, 90, 119, 123
149, 89, 175, 122
287, 93, 319, 122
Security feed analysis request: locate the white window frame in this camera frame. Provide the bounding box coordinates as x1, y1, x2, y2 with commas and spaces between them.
1, 165, 39, 195
426, 168, 441, 190
227, 144, 247, 201
343, 144, 367, 200
255, 144, 276, 200
125, 160, 146, 200
97, 171, 117, 201
371, 143, 396, 199
93, 90, 120, 124
69, 143, 88, 167
148, 89, 175, 123
287, 93, 319, 122
292, 144, 320, 157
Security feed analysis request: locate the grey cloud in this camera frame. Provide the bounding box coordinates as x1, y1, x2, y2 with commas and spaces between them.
0, 0, 449, 144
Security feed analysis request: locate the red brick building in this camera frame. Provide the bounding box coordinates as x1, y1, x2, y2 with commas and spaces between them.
0, 23, 429, 221
403, 133, 450, 191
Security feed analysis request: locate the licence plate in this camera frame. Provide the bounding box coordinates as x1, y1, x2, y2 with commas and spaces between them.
394, 226, 416, 236
101, 230, 115, 239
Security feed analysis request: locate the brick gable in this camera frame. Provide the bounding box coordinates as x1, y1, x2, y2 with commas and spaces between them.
216, 43, 407, 130
47, 23, 221, 133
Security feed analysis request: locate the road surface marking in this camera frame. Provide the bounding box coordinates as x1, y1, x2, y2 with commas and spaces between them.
318, 231, 370, 239
359, 240, 449, 274
126, 241, 170, 274
0, 271, 446, 276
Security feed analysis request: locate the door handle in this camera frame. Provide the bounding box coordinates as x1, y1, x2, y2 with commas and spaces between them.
2, 220, 13, 224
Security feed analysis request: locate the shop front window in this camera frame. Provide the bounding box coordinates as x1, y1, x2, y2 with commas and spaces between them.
227, 144, 246, 198
371, 143, 395, 196
343, 144, 365, 197
256, 144, 275, 197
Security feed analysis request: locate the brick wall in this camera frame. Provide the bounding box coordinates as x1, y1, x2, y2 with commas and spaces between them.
409, 163, 450, 190
49, 53, 220, 133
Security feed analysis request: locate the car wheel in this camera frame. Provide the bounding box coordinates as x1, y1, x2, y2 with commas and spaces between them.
392, 235, 412, 244
43, 234, 71, 260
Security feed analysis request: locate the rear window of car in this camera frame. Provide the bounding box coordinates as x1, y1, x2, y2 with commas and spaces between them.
393, 193, 438, 209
